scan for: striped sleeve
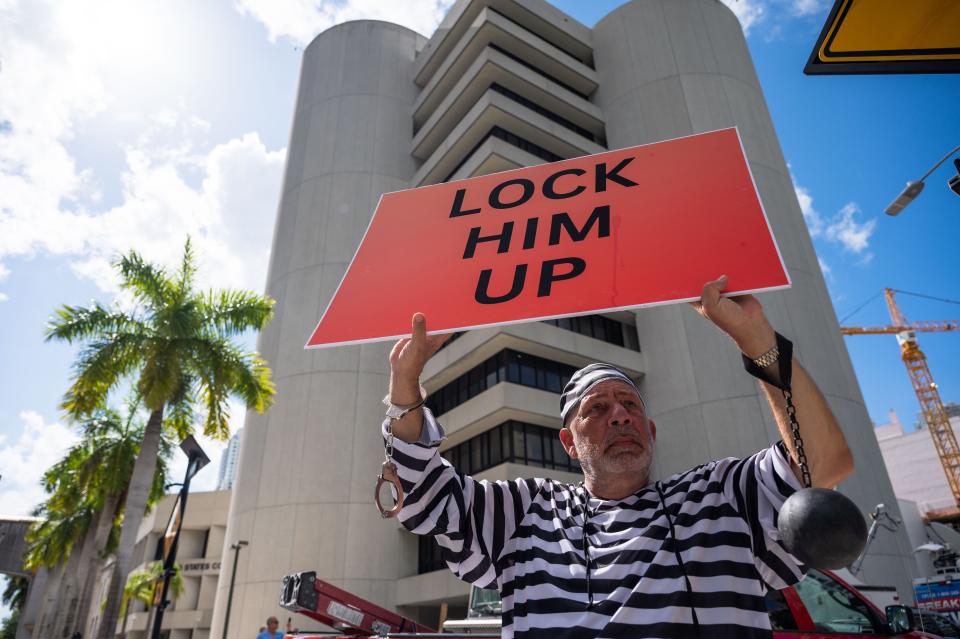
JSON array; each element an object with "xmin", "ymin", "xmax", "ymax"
[
  {"xmin": 720, "ymin": 441, "xmax": 807, "ymax": 589},
  {"xmin": 382, "ymin": 408, "xmax": 541, "ymax": 589}
]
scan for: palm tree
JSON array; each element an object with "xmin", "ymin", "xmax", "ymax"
[
  {"xmin": 1, "ymin": 576, "xmax": 28, "ymax": 639},
  {"xmin": 118, "ymin": 561, "xmax": 184, "ymax": 636},
  {"xmin": 45, "ymin": 238, "xmax": 275, "ymax": 639},
  {"xmin": 24, "ymin": 404, "xmax": 173, "ymax": 638}
]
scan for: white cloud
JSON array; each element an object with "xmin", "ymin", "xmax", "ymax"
[
  {"xmin": 825, "ymin": 202, "xmax": 876, "ymax": 254},
  {"xmin": 0, "ymin": 1, "xmax": 285, "ymax": 296},
  {"xmin": 234, "ymin": 0, "xmax": 455, "ymax": 45},
  {"xmin": 793, "ymin": 177, "xmax": 876, "ymax": 255},
  {"xmin": 794, "ymin": 181, "xmax": 823, "ymax": 236},
  {"xmin": 0, "ymin": 411, "xmax": 79, "ymax": 516},
  {"xmin": 62, "ymin": 116, "xmax": 285, "ymax": 294},
  {"xmin": 790, "ymin": 0, "xmax": 826, "ymax": 16},
  {"xmin": 720, "ymin": 0, "xmax": 766, "ymax": 33},
  {"xmin": 818, "ymin": 256, "xmax": 831, "ymax": 277},
  {"xmin": 1, "ymin": 99, "xmax": 284, "ymax": 294}
]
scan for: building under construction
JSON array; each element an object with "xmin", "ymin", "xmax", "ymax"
[{"xmin": 209, "ymin": 1, "xmax": 919, "ymax": 636}]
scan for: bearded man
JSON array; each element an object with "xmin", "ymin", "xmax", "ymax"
[{"xmin": 380, "ymin": 276, "xmax": 852, "ymax": 639}]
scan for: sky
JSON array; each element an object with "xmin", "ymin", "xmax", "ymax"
[{"xmin": 1, "ymin": 0, "xmax": 959, "ymax": 619}]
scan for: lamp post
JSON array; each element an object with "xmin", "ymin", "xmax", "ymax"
[
  {"xmin": 221, "ymin": 540, "xmax": 249, "ymax": 639},
  {"xmin": 151, "ymin": 435, "xmax": 210, "ymax": 639},
  {"xmin": 885, "ymin": 143, "xmax": 960, "ymax": 215}
]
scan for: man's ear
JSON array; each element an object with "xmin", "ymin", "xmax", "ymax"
[
  {"xmin": 649, "ymin": 418, "xmax": 657, "ymax": 441},
  {"xmin": 559, "ymin": 427, "xmax": 578, "ymax": 459}
]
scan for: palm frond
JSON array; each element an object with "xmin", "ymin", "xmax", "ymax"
[
  {"xmin": 115, "ymin": 250, "xmax": 173, "ymax": 309},
  {"xmin": 201, "ymin": 289, "xmax": 275, "ymax": 336},
  {"xmin": 176, "ymin": 237, "xmax": 198, "ymax": 301},
  {"xmin": 44, "ymin": 302, "xmax": 148, "ymax": 345},
  {"xmin": 164, "ymin": 373, "xmax": 197, "ymax": 440},
  {"xmin": 190, "ymin": 339, "xmax": 275, "ymax": 415},
  {"xmin": 62, "ymin": 333, "xmax": 147, "ymax": 417},
  {"xmin": 137, "ymin": 339, "xmax": 187, "ymax": 411},
  {"xmin": 24, "ymin": 507, "xmax": 94, "ymax": 569}
]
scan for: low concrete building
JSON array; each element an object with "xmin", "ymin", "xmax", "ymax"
[
  {"xmin": 875, "ymin": 409, "xmax": 960, "ymax": 517},
  {"xmin": 86, "ymin": 490, "xmax": 231, "ymax": 639}
]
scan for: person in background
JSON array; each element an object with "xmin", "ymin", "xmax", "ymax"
[{"xmin": 255, "ymin": 616, "xmax": 283, "ymax": 639}]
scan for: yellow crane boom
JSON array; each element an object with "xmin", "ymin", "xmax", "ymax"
[{"xmin": 841, "ymin": 289, "xmax": 960, "ymax": 516}]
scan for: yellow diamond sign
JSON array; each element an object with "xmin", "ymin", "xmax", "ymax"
[{"xmin": 805, "ymin": 0, "xmax": 960, "ymax": 74}]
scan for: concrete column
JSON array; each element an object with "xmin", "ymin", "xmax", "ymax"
[
  {"xmin": 592, "ymin": 0, "xmax": 915, "ymax": 596},
  {"xmin": 210, "ymin": 21, "xmax": 426, "ymax": 638}
]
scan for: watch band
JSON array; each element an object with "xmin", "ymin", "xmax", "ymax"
[
  {"xmin": 751, "ymin": 344, "xmax": 780, "ymax": 369},
  {"xmin": 742, "ymin": 332, "xmax": 793, "ymax": 392}
]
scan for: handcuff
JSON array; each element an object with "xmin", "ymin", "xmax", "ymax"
[{"xmin": 375, "ymin": 392, "xmax": 426, "ymax": 518}]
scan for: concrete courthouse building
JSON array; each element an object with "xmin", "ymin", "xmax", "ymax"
[{"xmin": 211, "ymin": 0, "xmax": 918, "ymax": 635}]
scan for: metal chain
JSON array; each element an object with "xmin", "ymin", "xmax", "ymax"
[
  {"xmin": 783, "ymin": 389, "xmax": 812, "ymax": 488},
  {"xmin": 384, "ymin": 422, "xmax": 395, "ymax": 462}
]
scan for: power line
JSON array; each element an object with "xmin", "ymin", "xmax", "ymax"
[
  {"xmin": 894, "ymin": 290, "xmax": 960, "ymax": 306},
  {"xmin": 839, "ymin": 292, "xmax": 882, "ymax": 325}
]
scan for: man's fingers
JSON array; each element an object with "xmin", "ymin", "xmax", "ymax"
[
  {"xmin": 426, "ymin": 332, "xmax": 453, "ymax": 357},
  {"xmin": 700, "ymin": 274, "xmax": 728, "ymax": 311},
  {"xmin": 390, "ymin": 338, "xmax": 406, "ymax": 360},
  {"xmin": 411, "ymin": 312, "xmax": 427, "ymax": 344}
]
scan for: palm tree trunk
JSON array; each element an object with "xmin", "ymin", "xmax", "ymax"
[
  {"xmin": 75, "ymin": 493, "xmax": 120, "ymax": 638},
  {"xmin": 96, "ymin": 406, "xmax": 164, "ymax": 639}
]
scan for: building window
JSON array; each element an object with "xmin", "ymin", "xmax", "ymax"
[
  {"xmin": 485, "ymin": 11, "xmax": 595, "ymax": 73},
  {"xmin": 443, "ymin": 126, "xmax": 563, "ymax": 182},
  {"xmin": 440, "ymin": 420, "xmax": 581, "ymax": 476},
  {"xmin": 487, "ymin": 43, "xmax": 593, "ymax": 99},
  {"xmin": 425, "ymin": 350, "xmax": 578, "ymax": 416},
  {"xmin": 488, "ymin": 83, "xmax": 605, "ymax": 145},
  {"xmin": 541, "ymin": 315, "xmax": 640, "ymax": 351},
  {"xmin": 438, "ymin": 315, "xmax": 638, "ymax": 355}
]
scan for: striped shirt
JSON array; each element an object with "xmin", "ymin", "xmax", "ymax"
[{"xmin": 385, "ymin": 409, "xmax": 806, "ymax": 639}]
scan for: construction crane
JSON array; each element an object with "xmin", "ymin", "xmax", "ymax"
[{"xmin": 841, "ymin": 288, "xmax": 960, "ymax": 519}]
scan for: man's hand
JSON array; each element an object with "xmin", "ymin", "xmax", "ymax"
[
  {"xmin": 694, "ymin": 276, "xmax": 853, "ymax": 487},
  {"xmin": 387, "ymin": 313, "xmax": 451, "ymax": 442},
  {"xmin": 692, "ymin": 274, "xmax": 776, "ymax": 358}
]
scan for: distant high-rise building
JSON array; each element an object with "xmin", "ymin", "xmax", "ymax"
[
  {"xmin": 211, "ymin": 1, "xmax": 916, "ymax": 636},
  {"xmin": 217, "ymin": 428, "xmax": 243, "ymax": 491}
]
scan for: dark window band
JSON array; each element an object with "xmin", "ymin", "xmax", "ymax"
[{"xmin": 426, "ymin": 349, "xmax": 577, "ymax": 416}]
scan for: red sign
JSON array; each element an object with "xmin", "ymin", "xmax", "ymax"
[{"xmin": 306, "ymin": 128, "xmax": 789, "ymax": 348}]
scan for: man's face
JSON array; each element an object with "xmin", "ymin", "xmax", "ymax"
[
  {"xmin": 267, "ymin": 619, "xmax": 279, "ymax": 633},
  {"xmin": 559, "ymin": 379, "xmax": 656, "ymax": 482}
]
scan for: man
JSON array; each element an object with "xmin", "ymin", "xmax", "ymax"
[
  {"xmin": 382, "ymin": 276, "xmax": 853, "ymax": 638},
  {"xmin": 255, "ymin": 616, "xmax": 283, "ymax": 639}
]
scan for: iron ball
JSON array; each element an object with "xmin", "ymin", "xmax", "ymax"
[{"xmin": 778, "ymin": 487, "xmax": 868, "ymax": 569}]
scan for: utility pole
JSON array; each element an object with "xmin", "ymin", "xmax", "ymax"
[
  {"xmin": 222, "ymin": 540, "xmax": 248, "ymax": 639},
  {"xmin": 151, "ymin": 436, "xmax": 209, "ymax": 639}
]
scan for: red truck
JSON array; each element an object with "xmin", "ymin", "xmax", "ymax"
[{"xmin": 279, "ymin": 568, "xmax": 940, "ymax": 638}]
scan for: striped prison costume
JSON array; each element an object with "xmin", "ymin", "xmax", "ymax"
[{"xmin": 384, "ymin": 408, "xmax": 806, "ymax": 639}]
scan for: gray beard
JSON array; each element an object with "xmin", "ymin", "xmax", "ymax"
[{"xmin": 577, "ymin": 435, "xmax": 654, "ymax": 484}]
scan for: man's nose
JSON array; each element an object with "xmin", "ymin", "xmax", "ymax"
[{"xmin": 609, "ymin": 402, "xmax": 632, "ymax": 425}]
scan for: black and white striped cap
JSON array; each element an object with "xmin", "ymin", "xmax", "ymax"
[{"xmin": 560, "ymin": 363, "xmax": 642, "ymax": 425}]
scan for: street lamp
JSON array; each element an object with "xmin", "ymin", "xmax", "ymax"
[
  {"xmin": 222, "ymin": 540, "xmax": 249, "ymax": 639},
  {"xmin": 885, "ymin": 143, "xmax": 960, "ymax": 215},
  {"xmin": 151, "ymin": 435, "xmax": 210, "ymax": 639}
]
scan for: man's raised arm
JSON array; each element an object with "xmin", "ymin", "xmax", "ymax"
[
  {"xmin": 386, "ymin": 313, "xmax": 451, "ymax": 443},
  {"xmin": 695, "ymin": 275, "xmax": 854, "ymax": 489}
]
